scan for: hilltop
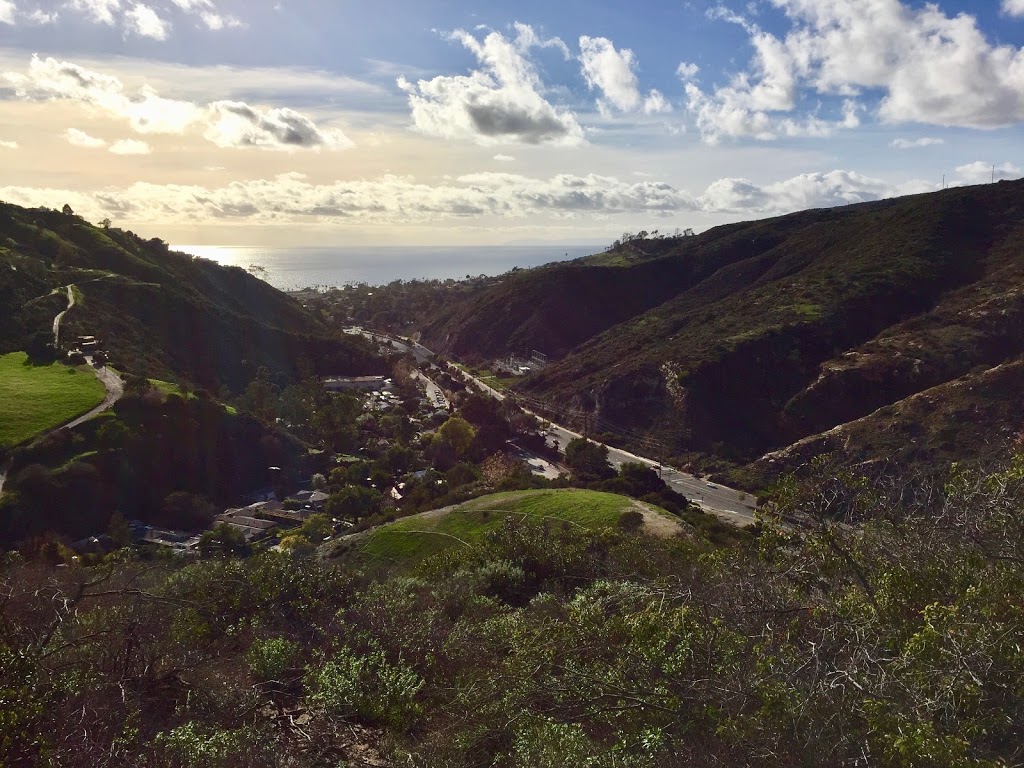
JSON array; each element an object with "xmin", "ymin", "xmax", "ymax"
[
  {"xmin": 0, "ymin": 201, "xmax": 382, "ymax": 391},
  {"xmin": 418, "ymin": 181, "xmax": 1024, "ymax": 483}
]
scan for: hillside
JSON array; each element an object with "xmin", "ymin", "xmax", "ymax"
[
  {"xmin": 420, "ymin": 180, "xmax": 1024, "ymax": 481},
  {"xmin": 0, "ymin": 202, "xmax": 383, "ymax": 391},
  {"xmin": 335, "ymin": 488, "xmax": 683, "ymax": 565}
]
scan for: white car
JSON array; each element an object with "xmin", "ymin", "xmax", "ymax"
[{"xmin": 706, "ymin": 482, "xmax": 718, "ymax": 489}]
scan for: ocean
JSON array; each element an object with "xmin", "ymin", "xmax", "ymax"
[{"xmin": 171, "ymin": 244, "xmax": 603, "ymax": 291}]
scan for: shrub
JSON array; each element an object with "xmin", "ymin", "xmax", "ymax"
[
  {"xmin": 617, "ymin": 509, "xmax": 645, "ymax": 533},
  {"xmin": 305, "ymin": 644, "xmax": 424, "ymax": 728},
  {"xmin": 246, "ymin": 637, "xmax": 300, "ymax": 683}
]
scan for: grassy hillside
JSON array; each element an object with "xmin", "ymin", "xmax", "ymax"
[
  {"xmin": 345, "ymin": 488, "xmax": 678, "ymax": 564},
  {"xmin": 0, "ymin": 202, "xmax": 383, "ymax": 391},
  {"xmin": 0, "ymin": 352, "xmax": 106, "ymax": 447},
  {"xmin": 420, "ymin": 180, "xmax": 1024, "ymax": 479}
]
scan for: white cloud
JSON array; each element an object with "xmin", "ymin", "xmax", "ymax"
[
  {"xmin": 204, "ymin": 101, "xmax": 353, "ymax": 150},
  {"xmin": 677, "ymin": 62, "xmax": 700, "ymax": 81},
  {"xmin": 200, "ymin": 11, "xmax": 242, "ymax": 30},
  {"xmin": 397, "ymin": 24, "xmax": 584, "ymax": 146},
  {"xmin": 693, "ymin": 0, "xmax": 1024, "ymax": 142},
  {"xmin": 65, "ymin": 127, "xmax": 108, "ymax": 148},
  {"xmin": 0, "ymin": 0, "xmax": 15, "ymax": 24},
  {"xmin": 4, "ymin": 55, "xmax": 354, "ymax": 151},
  {"xmin": 954, "ymin": 161, "xmax": 1022, "ymax": 184},
  {"xmin": 109, "ymin": 138, "xmax": 151, "ymax": 154},
  {"xmin": 578, "ymin": 35, "xmax": 671, "ymax": 115},
  {"xmin": 66, "ymin": 0, "xmax": 120, "ymax": 24},
  {"xmin": 698, "ymin": 170, "xmax": 931, "ymax": 214},
  {"xmin": 890, "ymin": 137, "xmax": 944, "ymax": 149},
  {"xmin": 27, "ymin": 8, "xmax": 58, "ymax": 23},
  {"xmin": 124, "ymin": 3, "xmax": 169, "ymax": 40},
  {"xmin": 1003, "ymin": 0, "xmax": 1024, "ymax": 18},
  {"xmin": 0, "ymin": 168, "xmax": 939, "ymax": 227},
  {"xmin": 493, "ymin": 154, "xmax": 515, "ymax": 161},
  {"xmin": 0, "ymin": 139, "xmax": 17, "ymax": 149}
]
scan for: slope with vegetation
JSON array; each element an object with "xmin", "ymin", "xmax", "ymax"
[
  {"xmin": 3, "ymin": 454, "xmax": 1024, "ymax": 766},
  {"xmin": 418, "ymin": 181, "xmax": 1024, "ymax": 482},
  {"xmin": 0, "ymin": 201, "xmax": 383, "ymax": 391},
  {"xmin": 342, "ymin": 488, "xmax": 681, "ymax": 565}
]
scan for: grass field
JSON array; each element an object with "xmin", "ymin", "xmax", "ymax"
[
  {"xmin": 352, "ymin": 488, "xmax": 670, "ymax": 564},
  {"xmin": 0, "ymin": 352, "xmax": 106, "ymax": 448}
]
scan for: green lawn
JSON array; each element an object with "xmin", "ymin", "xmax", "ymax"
[
  {"xmin": 355, "ymin": 488, "xmax": 665, "ymax": 564},
  {"xmin": 0, "ymin": 352, "xmax": 106, "ymax": 448}
]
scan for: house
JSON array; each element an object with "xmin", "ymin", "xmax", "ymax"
[{"xmin": 323, "ymin": 376, "xmax": 387, "ymax": 392}]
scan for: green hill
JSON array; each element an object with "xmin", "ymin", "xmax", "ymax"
[
  {"xmin": 419, "ymin": 180, "xmax": 1024, "ymax": 481},
  {"xmin": 340, "ymin": 488, "xmax": 682, "ymax": 565},
  {"xmin": 0, "ymin": 202, "xmax": 383, "ymax": 391}
]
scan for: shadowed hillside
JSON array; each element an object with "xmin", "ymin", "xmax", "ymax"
[
  {"xmin": 421, "ymin": 180, "xmax": 1024, "ymax": 480},
  {"xmin": 0, "ymin": 202, "xmax": 383, "ymax": 390}
]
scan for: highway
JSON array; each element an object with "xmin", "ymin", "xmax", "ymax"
[{"xmin": 345, "ymin": 327, "xmax": 757, "ymax": 524}]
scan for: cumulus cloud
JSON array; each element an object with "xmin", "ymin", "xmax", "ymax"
[
  {"xmin": 68, "ymin": 0, "xmax": 121, "ymax": 24},
  {"xmin": 109, "ymin": 138, "xmax": 151, "ymax": 154},
  {"xmin": 204, "ymin": 101, "xmax": 353, "ymax": 149},
  {"xmin": 4, "ymin": 55, "xmax": 353, "ymax": 151},
  {"xmin": 1003, "ymin": 0, "xmax": 1024, "ymax": 18},
  {"xmin": 698, "ymin": 170, "xmax": 931, "ymax": 214},
  {"xmin": 124, "ymin": 3, "xmax": 169, "ymax": 39},
  {"xmin": 890, "ymin": 137, "xmax": 944, "ymax": 149},
  {"xmin": 692, "ymin": 0, "xmax": 1024, "ymax": 142},
  {"xmin": 0, "ymin": 168, "xmax": 941, "ymax": 228},
  {"xmin": 0, "ymin": 0, "xmax": 15, "ymax": 24},
  {"xmin": 954, "ymin": 161, "xmax": 1023, "ymax": 185},
  {"xmin": 578, "ymin": 36, "xmax": 671, "ymax": 115},
  {"xmin": 65, "ymin": 127, "xmax": 108, "ymax": 148},
  {"xmin": 64, "ymin": 0, "xmax": 241, "ymax": 35},
  {"xmin": 398, "ymin": 23, "xmax": 583, "ymax": 146},
  {"xmin": 0, "ymin": 139, "xmax": 17, "ymax": 149}
]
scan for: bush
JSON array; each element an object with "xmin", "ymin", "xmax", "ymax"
[
  {"xmin": 246, "ymin": 636, "xmax": 300, "ymax": 683},
  {"xmin": 305, "ymin": 644, "xmax": 424, "ymax": 728},
  {"xmin": 617, "ymin": 509, "xmax": 645, "ymax": 533}
]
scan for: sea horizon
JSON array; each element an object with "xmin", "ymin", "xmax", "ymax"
[{"xmin": 172, "ymin": 244, "xmax": 604, "ymax": 291}]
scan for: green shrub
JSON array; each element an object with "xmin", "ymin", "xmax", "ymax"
[
  {"xmin": 305, "ymin": 644, "xmax": 424, "ymax": 727},
  {"xmin": 246, "ymin": 636, "xmax": 300, "ymax": 683}
]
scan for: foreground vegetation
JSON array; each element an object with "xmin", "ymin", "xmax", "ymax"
[
  {"xmin": 3, "ymin": 454, "xmax": 1024, "ymax": 766},
  {"xmin": 0, "ymin": 352, "xmax": 105, "ymax": 448}
]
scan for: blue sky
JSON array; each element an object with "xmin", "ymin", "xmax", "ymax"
[{"xmin": 0, "ymin": 0, "xmax": 1022, "ymax": 246}]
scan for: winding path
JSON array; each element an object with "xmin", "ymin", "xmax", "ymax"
[
  {"xmin": 52, "ymin": 285, "xmax": 74, "ymax": 346},
  {"xmin": 0, "ymin": 286, "xmax": 125, "ymax": 500}
]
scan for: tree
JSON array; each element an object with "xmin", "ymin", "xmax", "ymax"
[
  {"xmin": 564, "ymin": 438, "xmax": 614, "ymax": 481},
  {"xmin": 99, "ymin": 218, "xmax": 111, "ymax": 229},
  {"xmin": 437, "ymin": 416, "xmax": 476, "ymax": 459},
  {"xmin": 61, "ymin": 203, "xmax": 74, "ymax": 216},
  {"xmin": 325, "ymin": 485, "xmax": 382, "ymax": 519}
]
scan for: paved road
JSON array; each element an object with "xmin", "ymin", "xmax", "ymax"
[
  {"xmin": 412, "ymin": 369, "xmax": 448, "ymax": 409},
  {"xmin": 62, "ymin": 357, "xmax": 124, "ymax": 431},
  {"xmin": 52, "ymin": 285, "xmax": 74, "ymax": 346},
  {"xmin": 347, "ymin": 328, "xmax": 757, "ymax": 524}
]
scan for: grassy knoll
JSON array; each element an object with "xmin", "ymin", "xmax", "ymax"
[
  {"xmin": 0, "ymin": 352, "xmax": 106, "ymax": 447},
  {"xmin": 352, "ymin": 488, "xmax": 671, "ymax": 564}
]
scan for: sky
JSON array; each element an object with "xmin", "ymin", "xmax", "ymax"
[{"xmin": 0, "ymin": 0, "xmax": 1023, "ymax": 246}]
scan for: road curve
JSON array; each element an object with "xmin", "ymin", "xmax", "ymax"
[
  {"xmin": 347, "ymin": 328, "xmax": 757, "ymax": 524},
  {"xmin": 63, "ymin": 358, "xmax": 124, "ymax": 432}
]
